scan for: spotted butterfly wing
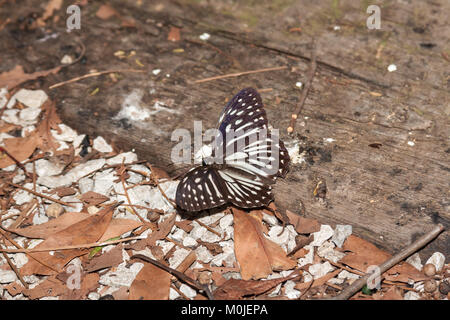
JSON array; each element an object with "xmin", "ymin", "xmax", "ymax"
[{"xmin": 176, "ymin": 88, "xmax": 289, "ymax": 212}]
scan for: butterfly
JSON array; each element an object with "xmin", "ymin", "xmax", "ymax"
[{"xmin": 175, "ymin": 88, "xmax": 290, "ymax": 212}]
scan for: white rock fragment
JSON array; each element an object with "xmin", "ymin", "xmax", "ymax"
[
  {"xmin": 262, "ymin": 212, "xmax": 278, "ymax": 226},
  {"xmin": 32, "ymin": 211, "xmax": 49, "ymax": 225},
  {"xmin": 284, "ymin": 280, "xmax": 301, "ymax": 299},
  {"xmin": 37, "ymin": 175, "xmax": 72, "ymax": 188},
  {"xmin": 311, "ymin": 225, "xmax": 334, "ymax": 247},
  {"xmin": 297, "ymin": 245, "xmax": 314, "ymax": 267},
  {"xmin": 8, "ymin": 89, "xmax": 48, "ymax": 109},
  {"xmin": 407, "ymin": 141, "xmax": 415, "ymax": 146},
  {"xmin": 2, "ymin": 109, "xmax": 20, "ymax": 124},
  {"xmin": 295, "ymin": 81, "xmax": 303, "ymax": 88},
  {"xmin": 309, "ymin": 261, "xmax": 334, "ymax": 279},
  {"xmin": 88, "ymin": 292, "xmax": 100, "ymax": 300},
  {"xmin": 406, "ymin": 253, "xmax": 423, "ymax": 271},
  {"xmin": 287, "ymin": 141, "xmax": 306, "ymax": 165},
  {"xmin": 10, "ymin": 253, "xmax": 28, "ymax": 269},
  {"xmin": 143, "ymin": 181, "xmax": 178, "ymax": 212},
  {"xmin": 19, "ymin": 107, "xmax": 41, "ymax": 122},
  {"xmin": 183, "ymin": 236, "xmax": 197, "ymax": 247},
  {"xmin": 331, "ymin": 225, "xmax": 352, "ymax": 248},
  {"xmin": 152, "ymin": 69, "xmax": 161, "ymax": 75},
  {"xmin": 267, "ymin": 225, "xmax": 290, "ymax": 249},
  {"xmin": 73, "ymin": 134, "xmax": 86, "ymax": 149},
  {"xmin": 93, "ymin": 136, "xmax": 113, "ymax": 153},
  {"xmin": 61, "ymin": 55, "xmax": 73, "ymax": 64},
  {"xmin": 179, "ymin": 284, "xmax": 197, "ymax": 299},
  {"xmin": 387, "ymin": 64, "xmax": 397, "ymax": 72},
  {"xmin": 168, "ymin": 248, "xmax": 190, "ymax": 269},
  {"xmin": 0, "ymin": 269, "xmax": 17, "ymax": 283},
  {"xmin": 93, "ymin": 169, "xmax": 116, "ymax": 194},
  {"xmin": 169, "ymin": 287, "xmax": 180, "ymax": 300},
  {"xmin": 51, "ymin": 124, "xmax": 78, "ymax": 142},
  {"xmin": 170, "ymin": 228, "xmax": 187, "ymax": 242},
  {"xmin": 66, "ymin": 158, "xmax": 106, "ymax": 182},
  {"xmin": 199, "ymin": 33, "xmax": 210, "ymax": 41},
  {"xmin": 99, "ymin": 262, "xmax": 144, "ymax": 287},
  {"xmin": 219, "ymin": 214, "xmax": 233, "ymax": 230},
  {"xmin": 28, "ymin": 159, "xmax": 64, "ymax": 177},
  {"xmin": 13, "ymin": 188, "xmax": 33, "ymax": 205},
  {"xmin": 404, "ymin": 291, "xmax": 420, "ymax": 300},
  {"xmin": 211, "ymin": 241, "xmax": 235, "ymax": 267},
  {"xmin": 195, "ymin": 245, "xmax": 214, "ymax": 264},
  {"xmin": 317, "ymin": 240, "xmax": 345, "ymax": 263},
  {"xmin": 425, "ymin": 252, "xmax": 445, "ymax": 272},
  {"xmin": 78, "ymin": 177, "xmax": 94, "ymax": 194},
  {"xmin": 106, "ymin": 152, "xmax": 138, "ymax": 165},
  {"xmin": 333, "ymin": 25, "xmax": 341, "ymax": 31},
  {"xmin": 0, "ymin": 88, "xmax": 8, "ymax": 109},
  {"xmin": 337, "ymin": 270, "xmax": 360, "ymax": 284}
]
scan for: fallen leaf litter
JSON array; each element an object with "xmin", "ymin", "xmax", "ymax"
[{"xmin": 0, "ymin": 88, "xmax": 447, "ymax": 300}]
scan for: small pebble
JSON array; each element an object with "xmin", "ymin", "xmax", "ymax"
[
  {"xmin": 387, "ymin": 64, "xmax": 397, "ymax": 72},
  {"xmin": 424, "ymin": 279, "xmax": 437, "ymax": 293},
  {"xmin": 423, "ymin": 263, "xmax": 436, "ymax": 277},
  {"xmin": 46, "ymin": 203, "xmax": 64, "ymax": 218}
]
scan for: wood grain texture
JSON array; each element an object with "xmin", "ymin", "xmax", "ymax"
[{"xmin": 1, "ymin": 0, "xmax": 447, "ymax": 258}]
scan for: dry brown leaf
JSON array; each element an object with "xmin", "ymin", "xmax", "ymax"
[
  {"xmin": 129, "ymin": 262, "xmax": 171, "ymax": 300},
  {"xmin": 0, "ymin": 123, "xmax": 20, "ymax": 133},
  {"xmin": 295, "ymin": 269, "xmax": 341, "ymax": 290},
  {"xmin": 96, "ymin": 4, "xmax": 118, "ymax": 20},
  {"xmin": 11, "ymin": 212, "xmax": 90, "ymax": 239},
  {"xmin": 35, "ymin": 99, "xmax": 62, "ymax": 153},
  {"xmin": 214, "ymin": 272, "xmax": 299, "ymax": 300},
  {"xmin": 340, "ymin": 235, "xmax": 426, "ymax": 283},
  {"xmin": 84, "ymin": 243, "xmax": 124, "ymax": 272},
  {"xmin": 79, "ymin": 191, "xmax": 110, "ymax": 206},
  {"xmin": 4, "ymin": 281, "xmax": 25, "ymax": 296},
  {"xmin": 168, "ymin": 26, "xmax": 181, "ymax": 41},
  {"xmin": 175, "ymin": 220, "xmax": 193, "ymax": 233},
  {"xmin": 378, "ymin": 286, "xmax": 404, "ymax": 300},
  {"xmin": 233, "ymin": 209, "xmax": 296, "ymax": 280},
  {"xmin": 286, "ymin": 210, "xmax": 320, "ymax": 234},
  {"xmin": 0, "ymin": 65, "xmax": 61, "ymax": 90},
  {"xmin": 22, "ymin": 276, "xmax": 67, "ymax": 299},
  {"xmin": 131, "ymin": 213, "xmax": 176, "ymax": 250},
  {"xmin": 98, "ymin": 218, "xmax": 142, "ymax": 242},
  {"xmin": 21, "ymin": 204, "xmax": 116, "ymax": 275},
  {"xmin": 0, "ymin": 133, "xmax": 41, "ymax": 169}
]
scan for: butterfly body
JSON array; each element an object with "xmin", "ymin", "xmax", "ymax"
[{"xmin": 176, "ymin": 88, "xmax": 290, "ymax": 212}]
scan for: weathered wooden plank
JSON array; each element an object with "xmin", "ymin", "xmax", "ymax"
[{"xmin": 1, "ymin": 0, "xmax": 447, "ymax": 258}]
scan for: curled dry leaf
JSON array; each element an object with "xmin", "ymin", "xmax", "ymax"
[
  {"xmin": 341, "ymin": 235, "xmax": 426, "ymax": 283},
  {"xmin": 233, "ymin": 209, "xmax": 296, "ymax": 280},
  {"xmin": 21, "ymin": 203, "xmax": 117, "ymax": 275},
  {"xmin": 214, "ymin": 271, "xmax": 300, "ymax": 300},
  {"xmin": 285, "ymin": 210, "xmax": 320, "ymax": 234}
]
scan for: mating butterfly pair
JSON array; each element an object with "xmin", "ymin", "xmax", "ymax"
[{"xmin": 175, "ymin": 88, "xmax": 290, "ymax": 212}]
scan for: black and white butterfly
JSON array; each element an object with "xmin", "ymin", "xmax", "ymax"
[{"xmin": 175, "ymin": 88, "xmax": 290, "ymax": 212}]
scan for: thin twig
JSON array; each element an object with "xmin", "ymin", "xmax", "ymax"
[
  {"xmin": 7, "ymin": 182, "xmax": 75, "ymax": 208},
  {"xmin": 194, "ymin": 66, "xmax": 287, "ymax": 84},
  {"xmin": 49, "ymin": 69, "xmax": 145, "ymax": 89},
  {"xmin": 0, "ymin": 235, "xmax": 144, "ymax": 253},
  {"xmin": 0, "ymin": 146, "xmax": 33, "ymax": 179},
  {"xmin": 287, "ymin": 39, "xmax": 317, "ymax": 133},
  {"xmin": 330, "ymin": 224, "xmax": 445, "ymax": 300},
  {"xmin": 195, "ymin": 219, "xmax": 222, "ymax": 238},
  {"xmin": 131, "ymin": 254, "xmax": 214, "ymax": 300}
]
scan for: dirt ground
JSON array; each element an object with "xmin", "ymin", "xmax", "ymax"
[{"xmin": 0, "ymin": 0, "xmax": 448, "ymax": 260}]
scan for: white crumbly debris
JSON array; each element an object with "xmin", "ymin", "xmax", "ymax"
[
  {"xmin": 32, "ymin": 211, "xmax": 49, "ymax": 225},
  {"xmin": 404, "ymin": 291, "xmax": 420, "ymax": 300},
  {"xmin": 168, "ymin": 248, "xmax": 190, "ymax": 269},
  {"xmin": 297, "ymin": 244, "xmax": 314, "ymax": 267},
  {"xmin": 425, "ymin": 252, "xmax": 445, "ymax": 272},
  {"xmin": 284, "ymin": 280, "xmax": 301, "ymax": 299},
  {"xmin": 337, "ymin": 270, "xmax": 360, "ymax": 284},
  {"xmin": 66, "ymin": 159, "xmax": 106, "ymax": 181},
  {"xmin": 262, "ymin": 212, "xmax": 278, "ymax": 226},
  {"xmin": 407, "ymin": 141, "xmax": 415, "ymax": 146},
  {"xmin": 8, "ymin": 89, "xmax": 48, "ymax": 109},
  {"xmin": 331, "ymin": 225, "xmax": 352, "ymax": 247},
  {"xmin": 317, "ymin": 240, "xmax": 345, "ymax": 263},
  {"xmin": 19, "ymin": 107, "xmax": 42, "ymax": 123},
  {"xmin": 152, "ymin": 69, "xmax": 161, "ymax": 75},
  {"xmin": 211, "ymin": 240, "xmax": 235, "ymax": 267},
  {"xmin": 51, "ymin": 124, "xmax": 78, "ymax": 142},
  {"xmin": 190, "ymin": 224, "xmax": 207, "ymax": 240},
  {"xmin": 27, "ymin": 159, "xmax": 64, "ymax": 177},
  {"xmin": 0, "ymin": 269, "xmax": 17, "ymax": 284},
  {"xmin": 219, "ymin": 214, "xmax": 234, "ymax": 229},
  {"xmin": 169, "ymin": 287, "xmax": 180, "ymax": 300},
  {"xmin": 61, "ymin": 55, "xmax": 73, "ymax": 64},
  {"xmin": 88, "ymin": 292, "xmax": 100, "ymax": 300},
  {"xmin": 308, "ymin": 261, "xmax": 334, "ymax": 279},
  {"xmin": 78, "ymin": 177, "xmax": 94, "ymax": 194},
  {"xmin": 286, "ymin": 141, "xmax": 306, "ymax": 165},
  {"xmin": 195, "ymin": 245, "xmax": 214, "ymax": 264},
  {"xmin": 170, "ymin": 228, "xmax": 187, "ymax": 242},
  {"xmin": 182, "ymin": 236, "xmax": 198, "ymax": 248},
  {"xmin": 37, "ymin": 175, "xmax": 73, "ymax": 188},
  {"xmin": 310, "ymin": 225, "xmax": 334, "ymax": 247},
  {"xmin": 13, "ymin": 188, "xmax": 34, "ymax": 205},
  {"xmin": 99, "ymin": 262, "xmax": 144, "ymax": 287},
  {"xmin": 179, "ymin": 284, "xmax": 197, "ymax": 299},
  {"xmin": 106, "ymin": 152, "xmax": 138, "ymax": 165},
  {"xmin": 387, "ymin": 64, "xmax": 397, "ymax": 72},
  {"xmin": 406, "ymin": 253, "xmax": 423, "ymax": 271},
  {"xmin": 93, "ymin": 169, "xmax": 116, "ymax": 194},
  {"xmin": 0, "ymin": 88, "xmax": 8, "ymax": 108},
  {"xmin": 199, "ymin": 33, "xmax": 210, "ymax": 41},
  {"xmin": 93, "ymin": 136, "xmax": 113, "ymax": 153},
  {"xmin": 198, "ymin": 212, "xmax": 225, "ymax": 225}
]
